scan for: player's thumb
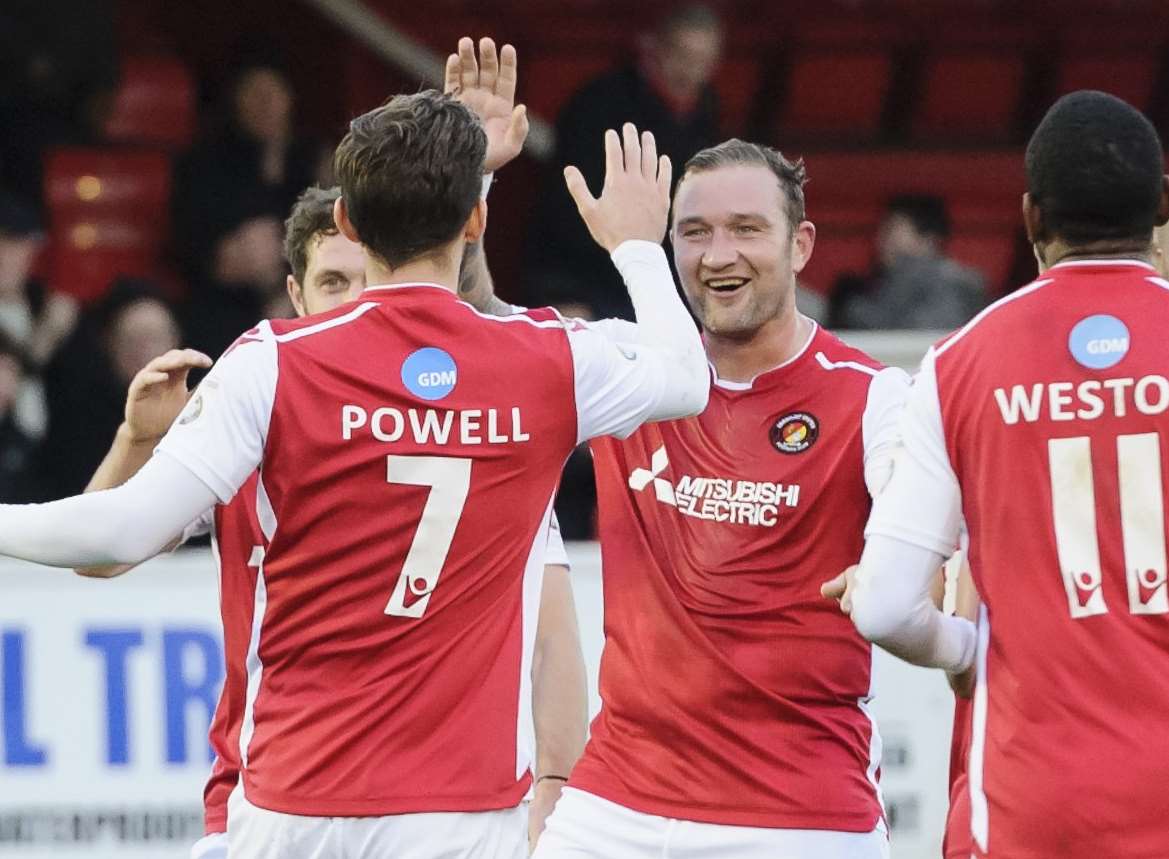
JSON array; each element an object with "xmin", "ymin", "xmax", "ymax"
[
  {"xmin": 563, "ymin": 166, "xmax": 596, "ymax": 214},
  {"xmin": 820, "ymin": 573, "xmax": 847, "ymax": 600},
  {"xmin": 506, "ymin": 104, "xmax": 529, "ymax": 150}
]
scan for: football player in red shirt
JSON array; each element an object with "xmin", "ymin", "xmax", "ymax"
[
  {"xmin": 849, "ymin": 90, "xmax": 1169, "ymax": 858},
  {"xmin": 0, "ymin": 60, "xmax": 708, "ymax": 859},
  {"xmin": 528, "ymin": 138, "xmax": 908, "ymax": 857}
]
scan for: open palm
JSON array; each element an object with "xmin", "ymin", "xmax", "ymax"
[{"xmin": 445, "ymin": 37, "xmax": 529, "ymax": 172}]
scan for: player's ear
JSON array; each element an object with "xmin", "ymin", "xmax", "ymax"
[
  {"xmin": 287, "ymin": 274, "xmax": 307, "ymax": 317},
  {"xmin": 1155, "ymin": 175, "xmax": 1169, "ymax": 227},
  {"xmin": 790, "ymin": 220, "xmax": 816, "ymax": 275},
  {"xmin": 334, "ymin": 197, "xmax": 360, "ymax": 243},
  {"xmin": 1022, "ymin": 192, "xmax": 1045, "ymax": 245},
  {"xmin": 463, "ymin": 199, "xmax": 487, "ymax": 244}
]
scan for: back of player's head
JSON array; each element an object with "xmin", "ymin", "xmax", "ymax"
[
  {"xmin": 333, "ymin": 91, "xmax": 486, "ymax": 267},
  {"xmin": 680, "ymin": 139, "xmax": 807, "ymax": 232},
  {"xmin": 284, "ymin": 185, "xmax": 341, "ymax": 285},
  {"xmin": 885, "ymin": 194, "xmax": 950, "ymax": 241},
  {"xmin": 1025, "ymin": 90, "xmax": 1165, "ymax": 245}
]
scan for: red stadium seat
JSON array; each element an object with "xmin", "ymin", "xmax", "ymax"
[
  {"xmin": 714, "ymin": 57, "xmax": 762, "ymax": 137},
  {"xmin": 912, "ymin": 51, "xmax": 1027, "ymax": 142},
  {"xmin": 104, "ymin": 55, "xmax": 196, "ymax": 149},
  {"xmin": 43, "ymin": 148, "xmax": 172, "ymax": 303},
  {"xmin": 780, "ymin": 49, "xmax": 893, "ymax": 138}
]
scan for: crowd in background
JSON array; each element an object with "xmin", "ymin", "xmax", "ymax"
[{"xmin": 0, "ymin": 2, "xmax": 996, "ymax": 535}]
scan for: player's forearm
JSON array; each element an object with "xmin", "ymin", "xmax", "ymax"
[
  {"xmin": 0, "ymin": 454, "xmax": 218, "ymax": 567},
  {"xmin": 611, "ymin": 241, "xmax": 709, "ymax": 418},
  {"xmin": 850, "ymin": 535, "xmax": 977, "ymax": 673},
  {"xmin": 533, "ymin": 566, "xmax": 588, "ymax": 780},
  {"xmin": 85, "ymin": 423, "xmax": 157, "ymax": 493}
]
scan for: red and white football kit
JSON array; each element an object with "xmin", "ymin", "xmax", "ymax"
[
  {"xmin": 190, "ymin": 478, "xmax": 572, "ymax": 859},
  {"xmin": 536, "ymin": 322, "xmax": 908, "ymax": 858},
  {"xmin": 140, "ymin": 241, "xmax": 707, "ymax": 856},
  {"xmin": 864, "ymin": 259, "xmax": 1169, "ymax": 858}
]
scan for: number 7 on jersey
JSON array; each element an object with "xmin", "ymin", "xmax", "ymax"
[{"xmin": 384, "ymin": 455, "xmax": 472, "ymax": 619}]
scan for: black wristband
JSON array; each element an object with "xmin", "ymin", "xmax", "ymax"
[{"xmin": 537, "ymin": 774, "xmax": 568, "ymax": 784}]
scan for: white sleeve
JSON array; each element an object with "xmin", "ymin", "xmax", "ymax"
[
  {"xmin": 0, "ymin": 454, "xmax": 221, "ymax": 567},
  {"xmin": 583, "ymin": 316, "xmax": 642, "ymax": 344},
  {"xmin": 176, "ymin": 506, "xmax": 216, "ymax": 546},
  {"xmin": 861, "ymin": 366, "xmax": 911, "ymax": 498},
  {"xmin": 850, "ymin": 534, "xmax": 977, "ymax": 673},
  {"xmin": 190, "ymin": 832, "xmax": 228, "ymax": 859},
  {"xmin": 864, "ymin": 347, "xmax": 963, "ymax": 555},
  {"xmin": 569, "ymin": 241, "xmax": 709, "ymax": 442},
  {"xmin": 155, "ymin": 324, "xmax": 277, "ymax": 504},
  {"xmin": 544, "ymin": 513, "xmax": 570, "ymax": 569}
]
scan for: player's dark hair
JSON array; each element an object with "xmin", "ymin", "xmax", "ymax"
[
  {"xmin": 680, "ymin": 139, "xmax": 807, "ymax": 232},
  {"xmin": 1025, "ymin": 90, "xmax": 1164, "ymax": 245},
  {"xmin": 284, "ymin": 185, "xmax": 341, "ymax": 285},
  {"xmin": 333, "ymin": 91, "xmax": 486, "ymax": 268},
  {"xmin": 886, "ymin": 194, "xmax": 951, "ymax": 241}
]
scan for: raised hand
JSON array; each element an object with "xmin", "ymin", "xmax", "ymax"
[
  {"xmin": 564, "ymin": 123, "xmax": 672, "ymax": 253},
  {"xmin": 445, "ymin": 36, "xmax": 529, "ymax": 172},
  {"xmin": 124, "ymin": 349, "xmax": 213, "ymax": 443}
]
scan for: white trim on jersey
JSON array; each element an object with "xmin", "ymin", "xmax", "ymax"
[
  {"xmin": 969, "ymin": 603, "xmax": 991, "ymax": 853},
  {"xmin": 274, "ymin": 302, "xmax": 380, "ymax": 342},
  {"xmin": 464, "ymin": 306, "xmax": 567, "ymax": 329},
  {"xmin": 857, "ymin": 652, "xmax": 886, "ymax": 820},
  {"xmin": 362, "ymin": 282, "xmax": 448, "ymax": 294},
  {"xmin": 1147, "ymin": 275, "xmax": 1169, "ymax": 291},
  {"xmin": 1048, "ymin": 258, "xmax": 1156, "ymax": 271},
  {"xmin": 814, "ymin": 351, "xmax": 879, "ymax": 377},
  {"xmin": 935, "ymin": 279, "xmax": 1054, "ymax": 358},
  {"xmin": 710, "ymin": 318, "xmax": 819, "ymax": 390},
  {"xmin": 239, "ymin": 477, "xmax": 274, "ymax": 769}
]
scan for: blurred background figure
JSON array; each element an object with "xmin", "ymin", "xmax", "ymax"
[
  {"xmin": 0, "ymin": 330, "xmax": 41, "ymax": 503},
  {"xmin": 0, "ymin": 0, "xmax": 118, "ymax": 211},
  {"xmin": 526, "ymin": 3, "xmax": 723, "ymax": 320},
  {"xmin": 830, "ymin": 194, "xmax": 987, "ymax": 330},
  {"xmin": 39, "ymin": 279, "xmax": 180, "ymax": 498},
  {"xmin": 172, "ymin": 56, "xmax": 325, "ymax": 358},
  {"xmin": 0, "ymin": 192, "xmax": 80, "ymax": 446}
]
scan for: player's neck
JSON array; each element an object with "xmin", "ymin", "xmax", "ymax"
[
  {"xmin": 705, "ymin": 308, "xmax": 813, "ymax": 384},
  {"xmin": 1041, "ymin": 239, "xmax": 1154, "ymax": 270},
  {"xmin": 362, "ymin": 251, "xmax": 460, "ymax": 293}
]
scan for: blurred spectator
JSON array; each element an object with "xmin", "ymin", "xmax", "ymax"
[
  {"xmin": 0, "ymin": 193, "xmax": 79, "ymax": 439},
  {"xmin": 173, "ymin": 59, "xmax": 324, "ymax": 358},
  {"xmin": 0, "ymin": 0, "xmax": 118, "ymax": 210},
  {"xmin": 39, "ymin": 280, "xmax": 180, "ymax": 499},
  {"xmin": 526, "ymin": 3, "xmax": 722, "ymax": 320},
  {"xmin": 0, "ymin": 330, "xmax": 41, "ymax": 503},
  {"xmin": 829, "ymin": 195, "xmax": 987, "ymax": 330}
]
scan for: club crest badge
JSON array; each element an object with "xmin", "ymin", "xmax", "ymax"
[{"xmin": 770, "ymin": 412, "xmax": 818, "ymax": 454}]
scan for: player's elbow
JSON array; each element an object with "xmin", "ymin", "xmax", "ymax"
[
  {"xmin": 73, "ymin": 564, "xmax": 128, "ymax": 579},
  {"xmin": 849, "ymin": 589, "xmax": 906, "ymax": 645}
]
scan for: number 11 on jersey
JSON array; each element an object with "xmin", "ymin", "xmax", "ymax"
[
  {"xmin": 1048, "ymin": 433, "xmax": 1168, "ymax": 618},
  {"xmin": 384, "ymin": 455, "xmax": 472, "ymax": 619}
]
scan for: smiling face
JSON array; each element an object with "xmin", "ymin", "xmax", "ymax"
[{"xmin": 671, "ymin": 163, "xmax": 814, "ymax": 339}]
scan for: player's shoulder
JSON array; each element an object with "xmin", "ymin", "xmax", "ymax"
[
  {"xmin": 808, "ymin": 325, "xmax": 886, "ymax": 377},
  {"xmin": 934, "ymin": 274, "xmax": 1058, "ymax": 360},
  {"xmin": 265, "ymin": 300, "xmax": 381, "ymax": 344}
]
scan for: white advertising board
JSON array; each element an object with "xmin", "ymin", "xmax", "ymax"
[{"xmin": 0, "ymin": 545, "xmax": 954, "ymax": 858}]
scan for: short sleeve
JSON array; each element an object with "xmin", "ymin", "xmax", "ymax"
[
  {"xmin": 861, "ymin": 366, "xmax": 911, "ymax": 498},
  {"xmin": 864, "ymin": 347, "xmax": 963, "ymax": 556},
  {"xmin": 155, "ymin": 325, "xmax": 278, "ymax": 503}
]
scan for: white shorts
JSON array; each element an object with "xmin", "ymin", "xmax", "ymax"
[
  {"xmin": 227, "ymin": 785, "xmax": 527, "ymax": 859},
  {"xmin": 532, "ymin": 788, "xmax": 890, "ymax": 859}
]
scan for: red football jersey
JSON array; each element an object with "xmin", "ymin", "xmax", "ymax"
[
  {"xmin": 201, "ymin": 472, "xmax": 264, "ymax": 835},
  {"xmin": 943, "ymin": 696, "xmax": 973, "ymax": 859},
  {"xmin": 158, "ymin": 283, "xmax": 682, "ymax": 816},
  {"xmin": 569, "ymin": 324, "xmax": 907, "ymax": 830},
  {"xmin": 871, "ymin": 259, "xmax": 1169, "ymax": 857}
]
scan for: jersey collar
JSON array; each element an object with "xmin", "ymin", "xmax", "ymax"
[
  {"xmin": 362, "ymin": 282, "xmax": 458, "ymax": 299},
  {"xmin": 709, "ymin": 318, "xmax": 819, "ymax": 391},
  {"xmin": 1048, "ymin": 258, "xmax": 1157, "ymax": 272}
]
